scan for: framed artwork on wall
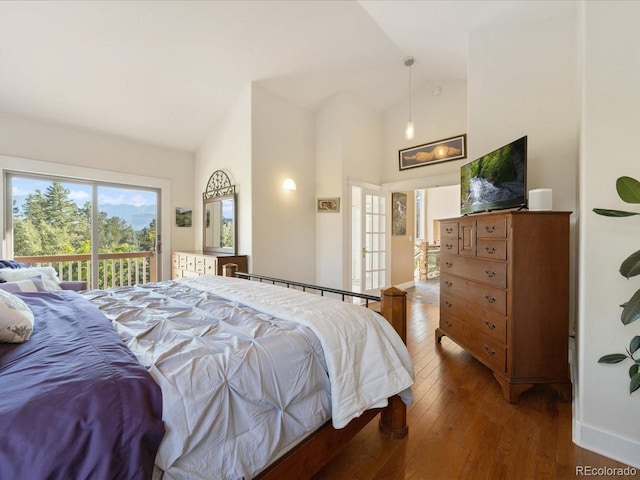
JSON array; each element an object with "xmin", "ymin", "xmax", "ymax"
[
  {"xmin": 317, "ymin": 197, "xmax": 340, "ymax": 213},
  {"xmin": 399, "ymin": 134, "xmax": 467, "ymax": 171},
  {"xmin": 175, "ymin": 207, "xmax": 192, "ymax": 227},
  {"xmin": 392, "ymin": 192, "xmax": 407, "ymax": 236}
]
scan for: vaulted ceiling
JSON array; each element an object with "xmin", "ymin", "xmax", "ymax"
[{"xmin": 0, "ymin": 1, "xmax": 577, "ymax": 153}]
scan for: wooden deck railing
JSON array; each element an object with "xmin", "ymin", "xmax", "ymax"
[{"xmin": 15, "ymin": 251, "xmax": 156, "ymax": 290}]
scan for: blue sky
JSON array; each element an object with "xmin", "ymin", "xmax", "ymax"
[{"xmin": 11, "ymin": 177, "xmax": 157, "ymax": 207}]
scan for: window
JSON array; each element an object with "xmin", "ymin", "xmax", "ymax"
[
  {"xmin": 7, "ymin": 173, "xmax": 160, "ymax": 289},
  {"xmin": 415, "ymin": 189, "xmax": 425, "ymax": 240}
]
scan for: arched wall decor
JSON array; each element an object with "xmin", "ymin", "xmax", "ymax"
[
  {"xmin": 202, "ymin": 170, "xmax": 237, "ymax": 254},
  {"xmin": 203, "ymin": 170, "xmax": 236, "ymax": 199}
]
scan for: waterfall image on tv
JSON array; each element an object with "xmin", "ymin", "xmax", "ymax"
[{"xmin": 460, "ymin": 136, "xmax": 527, "ymax": 215}]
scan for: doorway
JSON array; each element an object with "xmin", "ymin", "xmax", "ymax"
[
  {"xmin": 350, "ymin": 184, "xmax": 390, "ymax": 296},
  {"xmin": 410, "ymin": 185, "xmax": 460, "ymax": 304}
]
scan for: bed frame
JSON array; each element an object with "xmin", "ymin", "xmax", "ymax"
[{"xmin": 222, "ymin": 264, "xmax": 409, "ymax": 479}]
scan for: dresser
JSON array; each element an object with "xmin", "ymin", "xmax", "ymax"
[
  {"xmin": 171, "ymin": 251, "xmax": 248, "ymax": 279},
  {"xmin": 436, "ymin": 211, "xmax": 571, "ymax": 402}
]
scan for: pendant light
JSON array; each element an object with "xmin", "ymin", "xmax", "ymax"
[{"xmin": 404, "ymin": 56, "xmax": 415, "ymax": 140}]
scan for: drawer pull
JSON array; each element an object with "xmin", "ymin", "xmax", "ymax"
[
  {"xmin": 484, "ymin": 269, "xmax": 496, "ymax": 278},
  {"xmin": 484, "ymin": 294, "xmax": 497, "ymax": 304},
  {"xmin": 484, "ymin": 246, "xmax": 496, "ymax": 254},
  {"xmin": 445, "ymin": 243, "xmax": 453, "ymax": 250},
  {"xmin": 445, "ymin": 227, "xmax": 453, "ymax": 233},
  {"xmin": 483, "ymin": 320, "xmax": 497, "ymax": 330},
  {"xmin": 444, "ymin": 300, "xmax": 453, "ymax": 308},
  {"xmin": 485, "ymin": 225, "xmax": 496, "ymax": 233},
  {"xmin": 445, "ymin": 262, "xmax": 453, "ymax": 268},
  {"xmin": 444, "ymin": 280, "xmax": 453, "ymax": 287},
  {"xmin": 444, "ymin": 320, "xmax": 453, "ymax": 328},
  {"xmin": 483, "ymin": 344, "xmax": 496, "ymax": 356}
]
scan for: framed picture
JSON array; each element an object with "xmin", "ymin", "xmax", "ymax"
[
  {"xmin": 317, "ymin": 197, "xmax": 340, "ymax": 213},
  {"xmin": 175, "ymin": 207, "xmax": 192, "ymax": 227},
  {"xmin": 392, "ymin": 192, "xmax": 407, "ymax": 235},
  {"xmin": 399, "ymin": 134, "xmax": 467, "ymax": 171}
]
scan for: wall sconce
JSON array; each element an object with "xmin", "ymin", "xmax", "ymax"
[{"xmin": 282, "ymin": 178, "xmax": 297, "ymax": 191}]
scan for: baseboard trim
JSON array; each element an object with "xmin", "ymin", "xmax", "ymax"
[
  {"xmin": 573, "ymin": 419, "xmax": 640, "ymax": 469},
  {"xmin": 396, "ymin": 280, "xmax": 414, "ymax": 291}
]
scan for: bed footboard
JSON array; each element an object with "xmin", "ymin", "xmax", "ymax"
[{"xmin": 222, "ymin": 264, "xmax": 409, "ymax": 478}]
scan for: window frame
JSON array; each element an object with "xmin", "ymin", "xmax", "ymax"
[{"xmin": 1, "ymin": 154, "xmax": 171, "ymax": 281}]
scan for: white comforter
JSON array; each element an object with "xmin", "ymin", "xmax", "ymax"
[
  {"xmin": 181, "ymin": 275, "xmax": 414, "ymax": 428},
  {"xmin": 84, "ymin": 276, "xmax": 414, "ymax": 479}
]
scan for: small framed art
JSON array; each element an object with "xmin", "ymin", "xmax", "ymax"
[{"xmin": 317, "ymin": 197, "xmax": 340, "ymax": 213}]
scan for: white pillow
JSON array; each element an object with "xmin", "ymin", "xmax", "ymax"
[
  {"xmin": 0, "ymin": 275, "xmax": 48, "ymax": 293},
  {"xmin": 0, "ymin": 267, "xmax": 61, "ymax": 291},
  {"xmin": 0, "ymin": 289, "xmax": 35, "ymax": 343}
]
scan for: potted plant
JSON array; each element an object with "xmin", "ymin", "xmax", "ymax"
[{"xmin": 594, "ymin": 176, "xmax": 640, "ymax": 393}]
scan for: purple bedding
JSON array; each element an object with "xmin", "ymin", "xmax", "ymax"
[{"xmin": 0, "ymin": 291, "xmax": 165, "ymax": 480}]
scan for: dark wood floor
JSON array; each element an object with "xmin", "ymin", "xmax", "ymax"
[{"xmin": 312, "ymin": 293, "xmax": 637, "ymax": 480}]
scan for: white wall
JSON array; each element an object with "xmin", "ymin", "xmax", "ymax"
[
  {"xmin": 381, "ymin": 79, "xmax": 468, "ymax": 186},
  {"xmin": 0, "ymin": 112, "xmax": 194, "ymax": 280},
  {"xmin": 316, "ymin": 94, "xmax": 346, "ymax": 288},
  {"xmin": 195, "ymin": 85, "xmax": 253, "ymax": 263},
  {"xmin": 577, "ymin": 1, "xmax": 640, "ymax": 466},
  {"xmin": 315, "ymin": 93, "xmax": 383, "ymax": 289},
  {"xmin": 251, "ymin": 84, "xmax": 316, "ymax": 283},
  {"xmin": 468, "ymin": 16, "xmax": 579, "ymax": 213},
  {"xmin": 426, "ymin": 185, "xmax": 460, "ymax": 243}
]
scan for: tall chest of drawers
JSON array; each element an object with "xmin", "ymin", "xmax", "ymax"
[{"xmin": 436, "ymin": 211, "xmax": 571, "ymax": 402}]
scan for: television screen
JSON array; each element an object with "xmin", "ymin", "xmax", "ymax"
[{"xmin": 460, "ymin": 136, "xmax": 527, "ymax": 215}]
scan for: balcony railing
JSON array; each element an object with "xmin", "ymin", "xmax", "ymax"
[{"xmin": 15, "ymin": 251, "xmax": 157, "ymax": 290}]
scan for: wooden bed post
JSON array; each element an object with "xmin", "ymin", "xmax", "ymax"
[
  {"xmin": 379, "ymin": 287, "xmax": 409, "ymax": 439},
  {"xmin": 222, "ymin": 263, "xmax": 238, "ymax": 278}
]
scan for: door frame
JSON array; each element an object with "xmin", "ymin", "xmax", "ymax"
[{"xmin": 348, "ymin": 179, "xmax": 391, "ymax": 296}]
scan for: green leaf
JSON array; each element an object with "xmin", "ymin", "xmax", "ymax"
[
  {"xmin": 630, "ymin": 372, "xmax": 640, "ymax": 394},
  {"xmin": 631, "ymin": 336, "xmax": 640, "ymax": 355},
  {"xmin": 621, "ymin": 289, "xmax": 640, "ymax": 325},
  {"xmin": 598, "ymin": 353, "xmax": 628, "ymax": 364},
  {"xmin": 617, "ymin": 176, "xmax": 640, "ymax": 204},
  {"xmin": 630, "ymin": 364, "xmax": 639, "ymax": 378},
  {"xmin": 592, "ymin": 208, "xmax": 638, "ymax": 217},
  {"xmin": 620, "ymin": 250, "xmax": 640, "ymax": 278}
]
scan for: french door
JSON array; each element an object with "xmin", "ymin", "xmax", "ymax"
[{"xmin": 351, "ymin": 185, "xmax": 389, "ymax": 296}]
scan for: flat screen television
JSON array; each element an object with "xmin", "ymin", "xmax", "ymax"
[{"xmin": 460, "ymin": 136, "xmax": 527, "ymax": 215}]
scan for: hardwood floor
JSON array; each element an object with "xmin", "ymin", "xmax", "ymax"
[{"xmin": 312, "ymin": 290, "xmax": 637, "ymax": 480}]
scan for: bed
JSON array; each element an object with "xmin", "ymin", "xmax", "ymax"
[{"xmin": 0, "ymin": 267, "xmax": 413, "ymax": 480}]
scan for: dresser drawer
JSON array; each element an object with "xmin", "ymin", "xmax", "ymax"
[
  {"xmin": 440, "ymin": 293, "xmax": 507, "ymax": 343},
  {"xmin": 470, "ymin": 334, "xmax": 507, "ymax": 373},
  {"xmin": 477, "ymin": 239, "xmax": 507, "ymax": 261},
  {"xmin": 187, "ymin": 254, "xmax": 199, "ymax": 271},
  {"xmin": 477, "ymin": 215, "xmax": 508, "ymax": 238},
  {"xmin": 441, "ymin": 221, "xmax": 459, "ymax": 239},
  {"xmin": 439, "ymin": 312, "xmax": 507, "ymax": 373},
  {"xmin": 441, "ymin": 238, "xmax": 459, "ymax": 255},
  {"xmin": 441, "ymin": 254, "xmax": 507, "ymax": 288},
  {"xmin": 440, "ymin": 274, "xmax": 506, "ymax": 315},
  {"xmin": 204, "ymin": 257, "xmax": 217, "ymax": 274}
]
